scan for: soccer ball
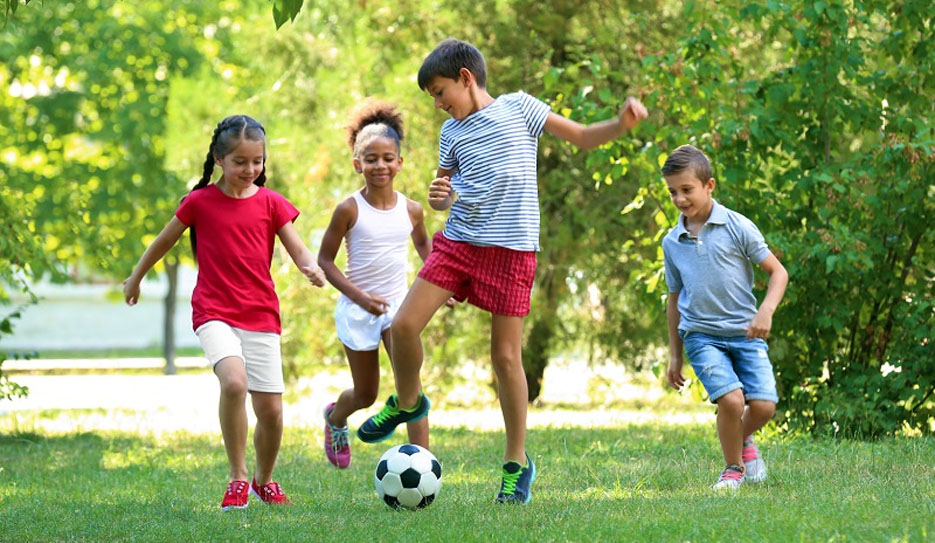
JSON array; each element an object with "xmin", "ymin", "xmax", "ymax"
[{"xmin": 374, "ymin": 443, "xmax": 442, "ymax": 510}]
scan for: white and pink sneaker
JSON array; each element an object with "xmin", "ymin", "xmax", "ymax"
[
  {"xmin": 742, "ymin": 435, "xmax": 767, "ymax": 483},
  {"xmin": 323, "ymin": 402, "xmax": 351, "ymax": 469},
  {"xmin": 712, "ymin": 464, "xmax": 745, "ymax": 490}
]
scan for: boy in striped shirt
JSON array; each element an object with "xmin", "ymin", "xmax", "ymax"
[{"xmin": 357, "ymin": 38, "xmax": 647, "ymax": 504}]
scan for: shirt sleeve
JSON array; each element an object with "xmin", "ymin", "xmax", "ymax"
[
  {"xmin": 175, "ymin": 192, "xmax": 198, "ymax": 226},
  {"xmin": 517, "ymin": 91, "xmax": 551, "ymax": 137},
  {"xmin": 438, "ymin": 123, "xmax": 457, "ymax": 170},
  {"xmin": 663, "ymin": 241, "xmax": 683, "ymax": 293},
  {"xmin": 272, "ymin": 192, "xmax": 300, "ymax": 231},
  {"xmin": 738, "ymin": 216, "xmax": 771, "ymax": 264}
]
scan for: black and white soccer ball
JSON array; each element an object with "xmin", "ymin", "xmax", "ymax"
[{"xmin": 374, "ymin": 443, "xmax": 442, "ymax": 510}]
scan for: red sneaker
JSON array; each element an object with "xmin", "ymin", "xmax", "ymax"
[
  {"xmin": 250, "ymin": 478, "xmax": 292, "ymax": 506},
  {"xmin": 221, "ymin": 480, "xmax": 249, "ymax": 511}
]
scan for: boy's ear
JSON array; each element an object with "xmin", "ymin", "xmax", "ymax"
[
  {"xmin": 705, "ymin": 177, "xmax": 716, "ymax": 190},
  {"xmin": 458, "ymin": 67, "xmax": 474, "ymax": 86}
]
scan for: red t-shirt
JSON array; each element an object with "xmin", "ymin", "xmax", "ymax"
[{"xmin": 175, "ymin": 184, "xmax": 299, "ymax": 334}]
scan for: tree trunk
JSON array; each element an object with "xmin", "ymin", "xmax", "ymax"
[
  {"xmin": 163, "ymin": 255, "xmax": 178, "ymax": 375},
  {"xmin": 524, "ymin": 314, "xmax": 555, "ymax": 402}
]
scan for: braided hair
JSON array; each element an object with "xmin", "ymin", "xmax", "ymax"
[
  {"xmin": 187, "ymin": 115, "xmax": 267, "ymax": 256},
  {"xmin": 346, "ymin": 99, "xmax": 404, "ymax": 159}
]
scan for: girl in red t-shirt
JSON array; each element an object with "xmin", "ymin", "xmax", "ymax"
[{"xmin": 123, "ymin": 115, "xmax": 326, "ymax": 511}]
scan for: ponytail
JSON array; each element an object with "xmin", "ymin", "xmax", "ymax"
[{"xmin": 187, "ymin": 115, "xmax": 267, "ymax": 257}]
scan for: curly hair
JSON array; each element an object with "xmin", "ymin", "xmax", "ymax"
[{"xmin": 346, "ymin": 99, "xmax": 404, "ymax": 158}]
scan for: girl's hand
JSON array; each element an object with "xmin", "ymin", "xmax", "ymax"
[
  {"xmin": 428, "ymin": 176, "xmax": 454, "ymax": 207},
  {"xmin": 301, "ymin": 265, "xmax": 326, "ymax": 287},
  {"xmin": 618, "ymin": 96, "xmax": 648, "ymax": 132},
  {"xmin": 356, "ymin": 292, "xmax": 389, "ymax": 316},
  {"xmin": 666, "ymin": 358, "xmax": 686, "ymax": 390},
  {"xmin": 123, "ymin": 278, "xmax": 140, "ymax": 306}
]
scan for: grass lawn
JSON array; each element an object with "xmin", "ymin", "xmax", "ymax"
[{"xmin": 1, "ymin": 422, "xmax": 933, "ymax": 543}]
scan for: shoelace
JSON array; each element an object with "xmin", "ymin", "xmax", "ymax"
[
  {"xmin": 719, "ymin": 465, "xmax": 745, "ymax": 481},
  {"xmin": 226, "ymin": 481, "xmax": 247, "ymax": 495},
  {"xmin": 331, "ymin": 427, "xmax": 349, "ymax": 454},
  {"xmin": 260, "ymin": 481, "xmax": 284, "ymax": 498},
  {"xmin": 742, "ymin": 442, "xmax": 760, "ymax": 462},
  {"xmin": 372, "ymin": 398, "xmax": 401, "ymax": 425},
  {"xmin": 500, "ymin": 468, "xmax": 521, "ymax": 495}
]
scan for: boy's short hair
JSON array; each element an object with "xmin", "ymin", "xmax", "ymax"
[
  {"xmin": 417, "ymin": 38, "xmax": 487, "ymax": 90},
  {"xmin": 661, "ymin": 144, "xmax": 713, "ymax": 182}
]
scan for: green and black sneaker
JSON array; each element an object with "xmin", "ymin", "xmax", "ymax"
[
  {"xmin": 356, "ymin": 393, "xmax": 430, "ymax": 443},
  {"xmin": 496, "ymin": 453, "xmax": 536, "ymax": 504}
]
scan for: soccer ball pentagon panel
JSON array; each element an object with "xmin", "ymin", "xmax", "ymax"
[{"xmin": 374, "ymin": 444, "xmax": 442, "ymax": 510}]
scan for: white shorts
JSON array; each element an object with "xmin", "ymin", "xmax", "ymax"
[
  {"xmin": 195, "ymin": 320, "xmax": 284, "ymax": 393},
  {"xmin": 335, "ymin": 295, "xmax": 403, "ymax": 351}
]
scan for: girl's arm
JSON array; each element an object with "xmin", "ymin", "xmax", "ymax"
[
  {"xmin": 543, "ymin": 97, "xmax": 648, "ymax": 150},
  {"xmin": 428, "ymin": 167, "xmax": 457, "ymax": 211},
  {"xmin": 124, "ymin": 217, "xmax": 188, "ymax": 305},
  {"xmin": 316, "ymin": 199, "xmax": 384, "ymax": 315},
  {"xmin": 277, "ymin": 220, "xmax": 326, "ymax": 287},
  {"xmin": 746, "ymin": 253, "xmax": 789, "ymax": 339},
  {"xmin": 407, "ymin": 198, "xmax": 432, "ymax": 262},
  {"xmin": 666, "ymin": 291, "xmax": 686, "ymax": 390}
]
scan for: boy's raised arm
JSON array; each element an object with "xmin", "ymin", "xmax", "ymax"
[{"xmin": 543, "ymin": 96, "xmax": 648, "ymax": 150}]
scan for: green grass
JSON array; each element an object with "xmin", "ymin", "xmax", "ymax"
[{"xmin": 1, "ymin": 423, "xmax": 933, "ymax": 542}]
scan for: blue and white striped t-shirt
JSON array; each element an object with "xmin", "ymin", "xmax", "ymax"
[{"xmin": 438, "ymin": 91, "xmax": 552, "ymax": 251}]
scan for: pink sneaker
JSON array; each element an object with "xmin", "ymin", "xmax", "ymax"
[
  {"xmin": 250, "ymin": 478, "xmax": 292, "ymax": 506},
  {"xmin": 323, "ymin": 402, "xmax": 351, "ymax": 469},
  {"xmin": 712, "ymin": 464, "xmax": 745, "ymax": 490},
  {"xmin": 221, "ymin": 480, "xmax": 249, "ymax": 511},
  {"xmin": 742, "ymin": 435, "xmax": 767, "ymax": 483}
]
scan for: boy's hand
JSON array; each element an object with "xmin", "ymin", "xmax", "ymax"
[
  {"xmin": 356, "ymin": 292, "xmax": 389, "ymax": 316},
  {"xmin": 445, "ymin": 296, "xmax": 458, "ymax": 308},
  {"xmin": 666, "ymin": 358, "xmax": 686, "ymax": 390},
  {"xmin": 301, "ymin": 265, "xmax": 326, "ymax": 287},
  {"xmin": 428, "ymin": 176, "xmax": 455, "ymax": 209},
  {"xmin": 123, "ymin": 278, "xmax": 140, "ymax": 306},
  {"xmin": 746, "ymin": 309, "xmax": 773, "ymax": 339},
  {"xmin": 619, "ymin": 97, "xmax": 648, "ymax": 132}
]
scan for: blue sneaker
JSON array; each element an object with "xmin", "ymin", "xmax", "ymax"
[
  {"xmin": 496, "ymin": 453, "xmax": 536, "ymax": 504},
  {"xmin": 356, "ymin": 393, "xmax": 430, "ymax": 443}
]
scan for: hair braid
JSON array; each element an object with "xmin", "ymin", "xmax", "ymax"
[{"xmin": 187, "ymin": 116, "xmax": 267, "ymax": 257}]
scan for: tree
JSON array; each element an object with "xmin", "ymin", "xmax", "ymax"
[{"xmin": 0, "ymin": 0, "xmax": 226, "ymax": 372}]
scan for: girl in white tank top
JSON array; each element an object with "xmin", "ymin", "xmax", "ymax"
[{"xmin": 316, "ymin": 100, "xmax": 433, "ymax": 467}]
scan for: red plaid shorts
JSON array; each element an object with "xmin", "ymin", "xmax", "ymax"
[{"xmin": 418, "ymin": 232, "xmax": 537, "ymax": 316}]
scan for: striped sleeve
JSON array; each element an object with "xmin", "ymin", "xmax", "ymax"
[{"xmin": 517, "ymin": 91, "xmax": 551, "ymax": 137}]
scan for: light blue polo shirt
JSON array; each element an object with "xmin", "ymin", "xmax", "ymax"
[{"xmin": 662, "ymin": 200, "xmax": 772, "ymax": 336}]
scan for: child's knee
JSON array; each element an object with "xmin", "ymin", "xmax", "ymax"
[
  {"xmin": 391, "ymin": 312, "xmax": 420, "ymax": 338},
  {"xmin": 254, "ymin": 398, "xmax": 283, "ymax": 423},
  {"xmin": 716, "ymin": 389, "xmax": 745, "ymax": 415},
  {"xmin": 750, "ymin": 400, "xmax": 776, "ymax": 419},
  {"xmin": 219, "ymin": 375, "xmax": 248, "ymax": 398}
]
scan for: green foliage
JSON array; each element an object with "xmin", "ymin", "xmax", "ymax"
[
  {"xmin": 604, "ymin": 0, "xmax": 935, "ymax": 436},
  {"xmin": 1, "ymin": 427, "xmax": 933, "ymax": 541}
]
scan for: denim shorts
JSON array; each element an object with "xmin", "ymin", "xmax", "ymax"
[{"xmin": 679, "ymin": 330, "xmax": 779, "ymax": 404}]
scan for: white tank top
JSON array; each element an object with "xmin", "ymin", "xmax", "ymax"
[{"xmin": 343, "ymin": 190, "xmax": 412, "ymax": 300}]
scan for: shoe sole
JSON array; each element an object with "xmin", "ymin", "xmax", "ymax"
[
  {"xmin": 523, "ymin": 459, "xmax": 537, "ymax": 504},
  {"xmin": 221, "ymin": 503, "xmax": 248, "ymax": 511}
]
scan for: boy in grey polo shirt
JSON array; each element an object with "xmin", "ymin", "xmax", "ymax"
[{"xmin": 661, "ymin": 144, "xmax": 789, "ymax": 490}]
